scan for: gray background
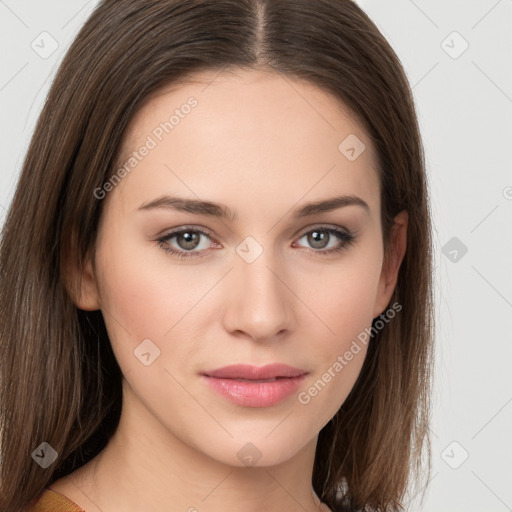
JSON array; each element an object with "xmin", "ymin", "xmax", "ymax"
[{"xmin": 1, "ymin": 1, "xmax": 511, "ymax": 510}]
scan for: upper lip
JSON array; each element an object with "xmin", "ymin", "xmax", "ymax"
[{"xmin": 202, "ymin": 364, "xmax": 307, "ymax": 380}]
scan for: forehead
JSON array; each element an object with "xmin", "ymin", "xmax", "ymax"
[{"xmin": 112, "ymin": 68, "xmax": 380, "ymax": 217}]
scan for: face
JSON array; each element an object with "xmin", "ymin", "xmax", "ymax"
[{"xmin": 77, "ymin": 68, "xmax": 405, "ymax": 468}]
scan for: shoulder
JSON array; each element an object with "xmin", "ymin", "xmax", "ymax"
[{"xmin": 25, "ymin": 489, "xmax": 86, "ymax": 512}]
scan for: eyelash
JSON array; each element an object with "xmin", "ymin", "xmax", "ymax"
[{"xmin": 157, "ymin": 225, "xmax": 355, "ymax": 260}]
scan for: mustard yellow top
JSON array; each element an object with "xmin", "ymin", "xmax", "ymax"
[{"xmin": 27, "ymin": 489, "xmax": 86, "ymax": 512}]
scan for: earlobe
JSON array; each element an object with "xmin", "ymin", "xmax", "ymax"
[{"xmin": 373, "ymin": 210, "xmax": 408, "ymax": 318}]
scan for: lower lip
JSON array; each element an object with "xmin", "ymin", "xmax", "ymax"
[{"xmin": 201, "ymin": 374, "xmax": 307, "ymax": 408}]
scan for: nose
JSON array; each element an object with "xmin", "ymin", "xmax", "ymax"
[{"xmin": 222, "ymin": 247, "xmax": 295, "ymax": 343}]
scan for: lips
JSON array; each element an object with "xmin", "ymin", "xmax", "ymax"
[
  {"xmin": 201, "ymin": 363, "xmax": 307, "ymax": 380},
  {"xmin": 200, "ymin": 364, "xmax": 308, "ymax": 407}
]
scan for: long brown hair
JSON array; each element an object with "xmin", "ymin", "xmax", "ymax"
[{"xmin": 0, "ymin": 1, "xmax": 434, "ymax": 510}]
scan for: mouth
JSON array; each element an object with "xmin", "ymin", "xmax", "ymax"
[{"xmin": 200, "ymin": 364, "xmax": 308, "ymax": 408}]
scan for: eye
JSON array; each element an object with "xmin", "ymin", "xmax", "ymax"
[
  {"xmin": 157, "ymin": 225, "xmax": 355, "ymax": 260},
  {"xmin": 157, "ymin": 227, "xmax": 218, "ymax": 259},
  {"xmin": 293, "ymin": 226, "xmax": 355, "ymax": 255}
]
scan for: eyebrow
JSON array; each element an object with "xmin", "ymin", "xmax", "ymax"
[{"xmin": 138, "ymin": 194, "xmax": 370, "ymax": 221}]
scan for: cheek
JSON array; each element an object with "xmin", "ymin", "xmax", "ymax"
[
  {"xmin": 93, "ymin": 230, "xmax": 197, "ymax": 368},
  {"xmin": 296, "ymin": 250, "xmax": 382, "ymax": 416},
  {"xmin": 297, "ymin": 287, "xmax": 373, "ymax": 426},
  {"xmin": 307, "ymin": 250, "xmax": 383, "ymax": 340}
]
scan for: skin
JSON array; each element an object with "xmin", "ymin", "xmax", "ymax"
[{"xmin": 51, "ymin": 68, "xmax": 407, "ymax": 512}]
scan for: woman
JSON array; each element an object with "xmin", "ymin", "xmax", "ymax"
[{"xmin": 0, "ymin": 1, "xmax": 435, "ymax": 511}]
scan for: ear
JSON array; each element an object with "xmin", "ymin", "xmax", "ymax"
[
  {"xmin": 62, "ymin": 243, "xmax": 101, "ymax": 311},
  {"xmin": 372, "ymin": 210, "xmax": 408, "ymax": 318}
]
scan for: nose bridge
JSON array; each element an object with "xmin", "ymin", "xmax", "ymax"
[{"xmin": 224, "ymin": 240, "xmax": 293, "ymax": 340}]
